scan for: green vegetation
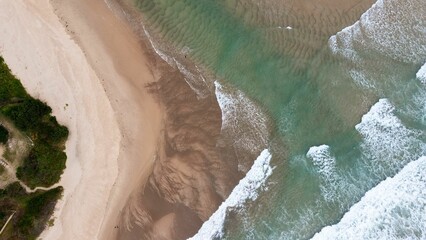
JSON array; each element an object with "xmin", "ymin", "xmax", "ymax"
[
  {"xmin": 0, "ymin": 56, "xmax": 68, "ymax": 188},
  {"xmin": 0, "ymin": 56, "xmax": 68, "ymax": 239},
  {"xmin": 0, "ymin": 56, "xmax": 28, "ymax": 103},
  {"xmin": 0, "ymin": 125, "xmax": 8, "ymax": 144},
  {"xmin": 0, "ymin": 182, "xmax": 63, "ymax": 240},
  {"xmin": 16, "ymin": 143, "xmax": 66, "ymax": 189}
]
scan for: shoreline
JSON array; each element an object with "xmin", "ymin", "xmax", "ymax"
[
  {"xmin": 0, "ymin": 0, "xmax": 269, "ymax": 239},
  {"xmin": 57, "ymin": 0, "xmax": 268, "ymax": 239},
  {"xmin": 109, "ymin": 1, "xmax": 270, "ymax": 239}
]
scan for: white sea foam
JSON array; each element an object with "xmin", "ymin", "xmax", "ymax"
[
  {"xmin": 143, "ymin": 26, "xmax": 175, "ymax": 66},
  {"xmin": 188, "ymin": 149, "xmax": 273, "ymax": 240},
  {"xmin": 311, "ymin": 156, "xmax": 426, "ymax": 240},
  {"xmin": 307, "ymin": 145, "xmax": 335, "ymax": 178},
  {"xmin": 348, "ymin": 69, "xmax": 374, "ymax": 89},
  {"xmin": 214, "ymin": 81, "xmax": 269, "ymax": 171},
  {"xmin": 306, "ymin": 145, "xmax": 359, "ymax": 205},
  {"xmin": 214, "ymin": 81, "xmax": 235, "ymax": 129},
  {"xmin": 174, "ymin": 60, "xmax": 208, "ymax": 97},
  {"xmin": 214, "ymin": 81, "xmax": 267, "ymax": 133},
  {"xmin": 411, "ymin": 64, "xmax": 426, "ymax": 124},
  {"xmin": 330, "ymin": 0, "xmax": 426, "ymax": 64},
  {"xmin": 143, "ymin": 27, "xmax": 209, "ymax": 97},
  {"xmin": 417, "ymin": 63, "xmax": 426, "ymax": 85},
  {"xmin": 355, "ymin": 99, "xmax": 425, "ymax": 175},
  {"xmin": 306, "ymin": 145, "xmax": 340, "ymax": 202},
  {"xmin": 329, "ymin": 0, "xmax": 426, "ymax": 91}
]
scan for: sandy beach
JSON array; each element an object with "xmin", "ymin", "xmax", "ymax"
[{"xmin": 0, "ymin": 0, "xmax": 162, "ymax": 239}]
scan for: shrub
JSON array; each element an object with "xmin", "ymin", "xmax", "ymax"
[
  {"xmin": 0, "ymin": 55, "xmax": 68, "ymax": 188},
  {"xmin": 16, "ymin": 143, "xmax": 66, "ymax": 188},
  {"xmin": 0, "ymin": 183, "xmax": 63, "ymax": 239},
  {"xmin": 0, "ymin": 56, "xmax": 28, "ymax": 102},
  {"xmin": 0, "ymin": 124, "xmax": 8, "ymax": 144},
  {"xmin": 17, "ymin": 187, "xmax": 63, "ymax": 237},
  {"xmin": 0, "ymin": 56, "xmax": 68, "ymax": 240},
  {"xmin": 1, "ymin": 99, "xmax": 52, "ymax": 132}
]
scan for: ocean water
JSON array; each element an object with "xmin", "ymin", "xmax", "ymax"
[{"xmin": 130, "ymin": 0, "xmax": 426, "ymax": 239}]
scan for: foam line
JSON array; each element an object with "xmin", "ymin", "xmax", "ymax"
[
  {"xmin": 188, "ymin": 149, "xmax": 273, "ymax": 240},
  {"xmin": 311, "ymin": 156, "xmax": 426, "ymax": 240},
  {"xmin": 417, "ymin": 63, "xmax": 426, "ymax": 84}
]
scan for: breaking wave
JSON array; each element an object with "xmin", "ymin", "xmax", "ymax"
[
  {"xmin": 312, "ymin": 156, "xmax": 426, "ymax": 240},
  {"xmin": 214, "ymin": 81, "xmax": 269, "ymax": 171},
  {"xmin": 417, "ymin": 63, "xmax": 426, "ymax": 85},
  {"xmin": 329, "ymin": 0, "xmax": 426, "ymax": 65},
  {"xmin": 355, "ymin": 99, "xmax": 425, "ymax": 176},
  {"xmin": 189, "ymin": 149, "xmax": 273, "ymax": 240},
  {"xmin": 306, "ymin": 145, "xmax": 340, "ymax": 202}
]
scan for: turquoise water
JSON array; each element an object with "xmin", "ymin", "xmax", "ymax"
[
  {"xmin": 135, "ymin": 0, "xmax": 376, "ymax": 151},
  {"xmin": 132, "ymin": 0, "xmax": 426, "ymax": 239}
]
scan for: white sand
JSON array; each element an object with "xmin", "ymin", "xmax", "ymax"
[{"xmin": 0, "ymin": 0, "xmax": 161, "ymax": 239}]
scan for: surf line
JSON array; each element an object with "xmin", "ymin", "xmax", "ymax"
[{"xmin": 189, "ymin": 149, "xmax": 273, "ymax": 240}]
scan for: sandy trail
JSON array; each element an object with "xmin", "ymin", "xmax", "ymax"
[{"xmin": 0, "ymin": 0, "xmax": 162, "ymax": 239}]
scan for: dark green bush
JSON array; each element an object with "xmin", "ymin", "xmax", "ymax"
[
  {"xmin": 1, "ymin": 99, "xmax": 52, "ymax": 132},
  {"xmin": 16, "ymin": 143, "xmax": 66, "ymax": 188},
  {"xmin": 0, "ymin": 56, "xmax": 28, "ymax": 103},
  {"xmin": 0, "ymin": 55, "xmax": 67, "ymax": 240},
  {"xmin": 0, "ymin": 183, "xmax": 63, "ymax": 239},
  {"xmin": 0, "ymin": 124, "xmax": 8, "ymax": 144},
  {"xmin": 17, "ymin": 187, "xmax": 63, "ymax": 237},
  {"xmin": 0, "ymin": 182, "xmax": 26, "ymax": 198},
  {"xmin": 0, "ymin": 55, "xmax": 68, "ymax": 188}
]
